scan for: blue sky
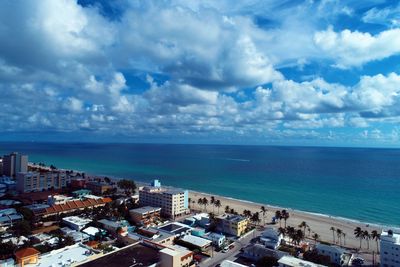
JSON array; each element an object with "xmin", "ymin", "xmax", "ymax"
[{"xmin": 1, "ymin": 0, "xmax": 400, "ymax": 146}]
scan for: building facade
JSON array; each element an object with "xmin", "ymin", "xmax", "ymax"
[
  {"xmin": 130, "ymin": 206, "xmax": 161, "ymax": 225},
  {"xmin": 2, "ymin": 152, "xmax": 28, "ymax": 177},
  {"xmin": 139, "ymin": 180, "xmax": 189, "ymax": 219},
  {"xmin": 216, "ymin": 214, "xmax": 249, "ymax": 237},
  {"xmin": 16, "ymin": 171, "xmax": 70, "ymax": 193},
  {"xmin": 380, "ymin": 230, "xmax": 400, "ymax": 267}
]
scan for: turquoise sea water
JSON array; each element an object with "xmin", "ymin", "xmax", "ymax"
[{"xmin": 1, "ymin": 142, "xmax": 399, "ymax": 227}]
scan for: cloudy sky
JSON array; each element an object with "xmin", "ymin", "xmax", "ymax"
[{"xmin": 1, "ymin": 0, "xmax": 400, "ymax": 146}]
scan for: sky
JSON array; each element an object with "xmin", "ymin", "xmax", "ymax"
[{"xmin": 1, "ymin": 0, "xmax": 400, "ymax": 146}]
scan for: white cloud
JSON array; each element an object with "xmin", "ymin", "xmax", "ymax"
[{"xmin": 314, "ymin": 27, "xmax": 400, "ymax": 68}]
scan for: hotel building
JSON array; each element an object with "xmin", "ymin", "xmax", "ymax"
[
  {"xmin": 139, "ymin": 180, "xmax": 189, "ymax": 219},
  {"xmin": 216, "ymin": 214, "xmax": 249, "ymax": 237},
  {"xmin": 380, "ymin": 230, "xmax": 400, "ymax": 267},
  {"xmin": 16, "ymin": 171, "xmax": 70, "ymax": 193}
]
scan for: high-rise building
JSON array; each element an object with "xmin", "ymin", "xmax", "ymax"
[
  {"xmin": 380, "ymin": 229, "xmax": 400, "ymax": 267},
  {"xmin": 2, "ymin": 152, "xmax": 28, "ymax": 177},
  {"xmin": 139, "ymin": 180, "xmax": 189, "ymax": 219}
]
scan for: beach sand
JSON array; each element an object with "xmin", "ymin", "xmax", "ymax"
[{"xmin": 189, "ymin": 191, "xmax": 382, "ymax": 253}]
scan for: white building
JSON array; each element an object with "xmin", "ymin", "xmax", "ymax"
[
  {"xmin": 159, "ymin": 246, "xmax": 193, "ymax": 267},
  {"xmin": 380, "ymin": 229, "xmax": 400, "ymax": 267},
  {"xmin": 62, "ymin": 216, "xmax": 92, "ymax": 231},
  {"xmin": 16, "ymin": 171, "xmax": 70, "ymax": 192},
  {"xmin": 220, "ymin": 260, "xmax": 247, "ymax": 267},
  {"xmin": 205, "ymin": 232, "xmax": 226, "ymax": 248},
  {"xmin": 139, "ymin": 180, "xmax": 189, "ymax": 219},
  {"xmin": 260, "ymin": 227, "xmax": 283, "ymax": 249},
  {"xmin": 278, "ymin": 255, "xmax": 327, "ymax": 267},
  {"xmin": 315, "ymin": 243, "xmax": 351, "ymax": 266}
]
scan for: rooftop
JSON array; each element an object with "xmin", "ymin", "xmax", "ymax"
[
  {"xmin": 218, "ymin": 214, "xmax": 247, "ymax": 223},
  {"xmin": 79, "ymin": 243, "xmax": 160, "ymax": 267},
  {"xmin": 130, "ymin": 206, "xmax": 161, "ymax": 214},
  {"xmin": 181, "ymin": 235, "xmax": 212, "ymax": 248},
  {"xmin": 221, "ymin": 260, "xmax": 247, "ymax": 267},
  {"xmin": 158, "ymin": 222, "xmax": 191, "ymax": 236},
  {"xmin": 14, "ymin": 247, "xmax": 40, "ymax": 259},
  {"xmin": 381, "ymin": 229, "xmax": 400, "ymax": 244},
  {"xmin": 31, "ymin": 243, "xmax": 95, "ymax": 267},
  {"xmin": 278, "ymin": 255, "xmax": 326, "ymax": 267},
  {"xmin": 63, "ymin": 216, "xmax": 92, "ymax": 226}
]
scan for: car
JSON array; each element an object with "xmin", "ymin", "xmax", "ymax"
[
  {"xmin": 222, "ymin": 247, "xmax": 229, "ymax": 253},
  {"xmin": 229, "ymin": 244, "xmax": 235, "ymax": 249}
]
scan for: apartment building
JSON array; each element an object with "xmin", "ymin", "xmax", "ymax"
[
  {"xmin": 380, "ymin": 229, "xmax": 400, "ymax": 267},
  {"xmin": 139, "ymin": 180, "xmax": 189, "ymax": 219},
  {"xmin": 215, "ymin": 214, "xmax": 249, "ymax": 237},
  {"xmin": 16, "ymin": 171, "xmax": 70, "ymax": 193},
  {"xmin": 2, "ymin": 152, "xmax": 28, "ymax": 177}
]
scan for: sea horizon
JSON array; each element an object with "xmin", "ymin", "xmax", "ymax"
[{"xmin": 1, "ymin": 141, "xmax": 399, "ymax": 228}]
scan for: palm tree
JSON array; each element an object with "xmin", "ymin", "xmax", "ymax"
[
  {"xmin": 354, "ymin": 227, "xmax": 363, "ymax": 248},
  {"xmin": 281, "ymin": 210, "xmax": 290, "ymax": 227},
  {"xmin": 312, "ymin": 233, "xmax": 319, "ymax": 245},
  {"xmin": 197, "ymin": 198, "xmax": 203, "ymax": 210},
  {"xmin": 342, "ymin": 232, "xmax": 346, "ymax": 246},
  {"xmin": 188, "ymin": 197, "xmax": 192, "ymax": 209},
  {"xmin": 214, "ymin": 200, "xmax": 222, "ymax": 214},
  {"xmin": 243, "ymin": 209, "xmax": 252, "ymax": 218},
  {"xmin": 275, "ymin": 210, "xmax": 282, "ymax": 227},
  {"xmin": 210, "ymin": 196, "xmax": 215, "ymax": 213},
  {"xmin": 330, "ymin": 226, "xmax": 336, "ymax": 243},
  {"xmin": 251, "ymin": 212, "xmax": 261, "ymax": 226},
  {"xmin": 371, "ymin": 230, "xmax": 380, "ymax": 253},
  {"xmin": 299, "ymin": 221, "xmax": 308, "ymax": 236},
  {"xmin": 278, "ymin": 227, "xmax": 286, "ymax": 237},
  {"xmin": 363, "ymin": 230, "xmax": 370, "ymax": 250},
  {"xmin": 225, "ymin": 205, "xmax": 230, "ymax": 213},
  {"xmin": 336, "ymin": 228, "xmax": 343, "ymax": 246},
  {"xmin": 202, "ymin": 197, "xmax": 208, "ymax": 211},
  {"xmin": 307, "ymin": 226, "xmax": 311, "ymax": 237},
  {"xmin": 261, "ymin": 206, "xmax": 267, "ymax": 226}
]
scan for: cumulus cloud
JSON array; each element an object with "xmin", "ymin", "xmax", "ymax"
[{"xmin": 314, "ymin": 27, "xmax": 400, "ymax": 68}]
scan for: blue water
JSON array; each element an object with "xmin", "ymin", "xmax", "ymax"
[{"xmin": 1, "ymin": 142, "xmax": 399, "ymax": 227}]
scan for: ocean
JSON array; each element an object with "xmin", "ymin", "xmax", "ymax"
[{"xmin": 1, "ymin": 142, "xmax": 399, "ymax": 227}]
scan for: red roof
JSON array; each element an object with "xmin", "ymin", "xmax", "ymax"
[
  {"xmin": 43, "ymin": 197, "xmax": 111, "ymax": 216},
  {"xmin": 15, "ymin": 247, "xmax": 40, "ymax": 259}
]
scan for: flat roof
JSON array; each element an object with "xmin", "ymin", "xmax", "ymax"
[
  {"xmin": 278, "ymin": 256, "xmax": 326, "ymax": 267},
  {"xmin": 181, "ymin": 235, "xmax": 211, "ymax": 248},
  {"xmin": 30, "ymin": 244, "xmax": 95, "ymax": 267},
  {"xmin": 130, "ymin": 206, "xmax": 161, "ymax": 214},
  {"xmin": 159, "ymin": 222, "xmax": 191, "ymax": 235},
  {"xmin": 63, "ymin": 216, "xmax": 92, "ymax": 226},
  {"xmin": 221, "ymin": 260, "xmax": 247, "ymax": 267},
  {"xmin": 79, "ymin": 243, "xmax": 160, "ymax": 267}
]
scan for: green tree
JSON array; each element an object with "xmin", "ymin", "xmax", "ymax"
[
  {"xmin": 363, "ymin": 230, "xmax": 370, "ymax": 250},
  {"xmin": 281, "ymin": 210, "xmax": 289, "ymax": 227},
  {"xmin": 251, "ymin": 212, "xmax": 261, "ymax": 226},
  {"xmin": 225, "ymin": 205, "xmax": 230, "ymax": 213},
  {"xmin": 202, "ymin": 197, "xmax": 208, "ymax": 211},
  {"xmin": 17, "ymin": 206, "xmax": 34, "ymax": 222},
  {"xmin": 117, "ymin": 179, "xmax": 136, "ymax": 196},
  {"xmin": 336, "ymin": 228, "xmax": 342, "ymax": 246},
  {"xmin": 104, "ymin": 177, "xmax": 111, "ymax": 184},
  {"xmin": 197, "ymin": 198, "xmax": 203, "ymax": 210},
  {"xmin": 210, "ymin": 196, "xmax": 215, "ymax": 213},
  {"xmin": 275, "ymin": 210, "xmax": 282, "ymax": 227},
  {"xmin": 12, "ymin": 220, "xmax": 31, "ymax": 236},
  {"xmin": 312, "ymin": 233, "xmax": 319, "ymax": 244}
]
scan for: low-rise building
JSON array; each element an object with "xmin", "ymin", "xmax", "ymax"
[
  {"xmin": 160, "ymin": 246, "xmax": 194, "ymax": 267},
  {"xmin": 41, "ymin": 197, "xmax": 112, "ymax": 217},
  {"xmin": 220, "ymin": 260, "xmax": 247, "ymax": 267},
  {"xmin": 127, "ymin": 227, "xmax": 175, "ymax": 247},
  {"xmin": 179, "ymin": 235, "xmax": 212, "ymax": 251},
  {"xmin": 380, "ymin": 229, "xmax": 400, "ymax": 267},
  {"xmin": 129, "ymin": 206, "xmax": 161, "ymax": 225},
  {"xmin": 14, "ymin": 247, "xmax": 40, "ymax": 267},
  {"xmin": 260, "ymin": 227, "xmax": 283, "ymax": 249},
  {"xmin": 278, "ymin": 255, "xmax": 327, "ymax": 267},
  {"xmin": 216, "ymin": 214, "xmax": 249, "ymax": 237},
  {"xmin": 0, "ymin": 208, "xmax": 23, "ymax": 228},
  {"xmin": 86, "ymin": 181, "xmax": 112, "ymax": 195},
  {"xmin": 60, "ymin": 227, "xmax": 90, "ymax": 243},
  {"xmin": 62, "ymin": 216, "xmax": 92, "ymax": 231},
  {"xmin": 205, "ymin": 232, "xmax": 226, "ymax": 248},
  {"xmin": 139, "ymin": 180, "xmax": 189, "ymax": 219},
  {"xmin": 158, "ymin": 222, "xmax": 192, "ymax": 238},
  {"xmin": 183, "ymin": 213, "xmax": 210, "ymax": 228},
  {"xmin": 315, "ymin": 243, "xmax": 351, "ymax": 266},
  {"xmin": 242, "ymin": 244, "xmax": 288, "ymax": 262},
  {"xmin": 47, "ymin": 194, "xmax": 74, "ymax": 206},
  {"xmin": 72, "ymin": 189, "xmax": 92, "ymax": 198},
  {"xmin": 98, "ymin": 219, "xmax": 129, "ymax": 235},
  {"xmin": 82, "ymin": 226, "xmax": 106, "ymax": 239}
]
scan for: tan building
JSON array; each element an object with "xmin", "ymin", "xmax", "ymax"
[
  {"xmin": 2, "ymin": 152, "xmax": 28, "ymax": 177},
  {"xmin": 16, "ymin": 171, "xmax": 69, "ymax": 193},
  {"xmin": 86, "ymin": 181, "xmax": 112, "ymax": 195},
  {"xmin": 160, "ymin": 247, "xmax": 194, "ymax": 267},
  {"xmin": 14, "ymin": 247, "xmax": 40, "ymax": 267},
  {"xmin": 216, "ymin": 214, "xmax": 249, "ymax": 237},
  {"xmin": 139, "ymin": 180, "xmax": 189, "ymax": 219},
  {"xmin": 129, "ymin": 206, "xmax": 161, "ymax": 225}
]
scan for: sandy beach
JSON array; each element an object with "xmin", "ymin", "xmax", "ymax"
[{"xmin": 189, "ymin": 190, "xmax": 383, "ymax": 253}]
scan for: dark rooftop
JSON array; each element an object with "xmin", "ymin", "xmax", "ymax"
[{"xmin": 79, "ymin": 243, "xmax": 160, "ymax": 267}]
